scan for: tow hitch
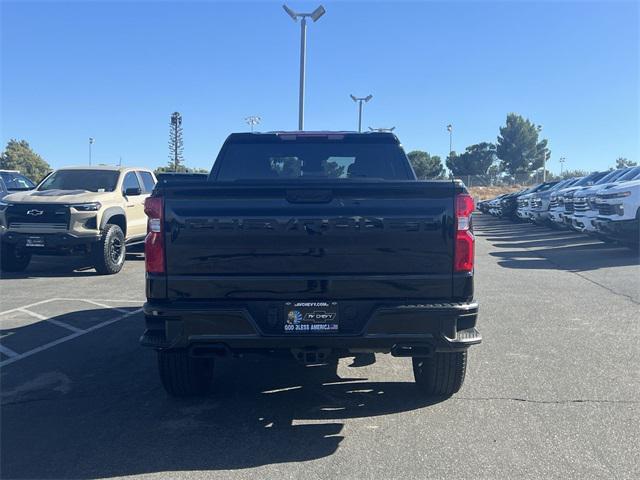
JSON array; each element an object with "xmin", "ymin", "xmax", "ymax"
[{"xmin": 291, "ymin": 347, "xmax": 333, "ymax": 366}]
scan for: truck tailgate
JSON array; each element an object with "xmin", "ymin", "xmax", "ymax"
[{"xmin": 161, "ymin": 181, "xmax": 456, "ymax": 300}]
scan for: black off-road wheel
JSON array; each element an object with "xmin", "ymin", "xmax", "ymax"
[
  {"xmin": 157, "ymin": 349, "xmax": 214, "ymax": 397},
  {"xmin": 0, "ymin": 243, "xmax": 31, "ymax": 273},
  {"xmin": 93, "ymin": 224, "xmax": 125, "ymax": 275},
  {"xmin": 412, "ymin": 351, "xmax": 467, "ymax": 397}
]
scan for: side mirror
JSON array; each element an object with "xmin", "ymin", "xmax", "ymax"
[{"xmin": 124, "ymin": 187, "xmax": 142, "ymax": 196}]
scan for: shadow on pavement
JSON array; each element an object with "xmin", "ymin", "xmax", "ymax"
[
  {"xmin": 475, "ymin": 214, "xmax": 640, "ymax": 272},
  {"xmin": 0, "ymin": 308, "xmax": 441, "ymax": 478},
  {"xmin": 0, "ymin": 252, "xmax": 144, "ymax": 279}
]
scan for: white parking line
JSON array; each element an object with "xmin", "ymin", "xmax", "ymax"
[
  {"xmin": 16, "ymin": 308, "xmax": 48, "ymax": 320},
  {"xmin": 0, "ymin": 298, "xmax": 64, "ymax": 317},
  {"xmin": 16, "ymin": 307, "xmax": 85, "ymax": 334},
  {"xmin": 79, "ymin": 299, "xmax": 134, "ymax": 314},
  {"xmin": 0, "ymin": 344, "xmax": 19, "ymax": 358},
  {"xmin": 0, "ymin": 307, "xmax": 143, "ymax": 368}
]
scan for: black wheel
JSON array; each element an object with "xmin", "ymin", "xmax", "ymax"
[
  {"xmin": 0, "ymin": 243, "xmax": 31, "ymax": 273},
  {"xmin": 93, "ymin": 224, "xmax": 125, "ymax": 274},
  {"xmin": 157, "ymin": 349, "xmax": 214, "ymax": 397},
  {"xmin": 412, "ymin": 351, "xmax": 467, "ymax": 397}
]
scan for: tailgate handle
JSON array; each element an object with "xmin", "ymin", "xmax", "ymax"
[{"xmin": 286, "ymin": 189, "xmax": 333, "ymax": 204}]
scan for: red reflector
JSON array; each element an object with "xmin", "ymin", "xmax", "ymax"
[
  {"xmin": 145, "ymin": 232, "xmax": 165, "ymax": 273},
  {"xmin": 454, "ymin": 193, "xmax": 475, "ymax": 272},
  {"xmin": 456, "ymin": 194, "xmax": 474, "ymax": 218},
  {"xmin": 454, "ymin": 230, "xmax": 475, "ymax": 272},
  {"xmin": 144, "ymin": 197, "xmax": 164, "ymax": 274},
  {"xmin": 144, "ymin": 197, "xmax": 162, "ymax": 219}
]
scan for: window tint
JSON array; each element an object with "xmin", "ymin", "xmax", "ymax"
[
  {"xmin": 0, "ymin": 172, "xmax": 35, "ymax": 190},
  {"xmin": 617, "ymin": 166, "xmax": 640, "ymax": 181},
  {"xmin": 215, "ymin": 141, "xmax": 412, "ymax": 181},
  {"xmin": 122, "ymin": 172, "xmax": 141, "ymax": 192},
  {"xmin": 138, "ymin": 171, "xmax": 156, "ymax": 192},
  {"xmin": 39, "ymin": 170, "xmax": 119, "ymax": 192}
]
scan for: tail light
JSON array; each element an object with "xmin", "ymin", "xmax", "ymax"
[
  {"xmin": 144, "ymin": 197, "xmax": 164, "ymax": 273},
  {"xmin": 454, "ymin": 193, "xmax": 475, "ymax": 272}
]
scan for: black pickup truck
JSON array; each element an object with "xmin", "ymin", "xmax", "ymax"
[{"xmin": 141, "ymin": 131, "xmax": 480, "ymax": 397}]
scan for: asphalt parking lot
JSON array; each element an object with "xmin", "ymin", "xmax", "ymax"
[{"xmin": 1, "ymin": 214, "xmax": 639, "ymax": 480}]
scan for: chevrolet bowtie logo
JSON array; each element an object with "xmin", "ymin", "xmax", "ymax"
[{"xmin": 26, "ymin": 209, "xmax": 44, "ymax": 216}]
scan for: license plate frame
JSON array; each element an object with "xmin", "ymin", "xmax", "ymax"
[
  {"xmin": 284, "ymin": 301, "xmax": 339, "ymax": 333},
  {"xmin": 25, "ymin": 236, "xmax": 45, "ymax": 247}
]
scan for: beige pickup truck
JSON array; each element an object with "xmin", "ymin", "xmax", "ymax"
[{"xmin": 0, "ymin": 166, "xmax": 156, "ymax": 274}]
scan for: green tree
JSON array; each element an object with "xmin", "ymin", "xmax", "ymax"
[
  {"xmin": 496, "ymin": 113, "xmax": 550, "ymax": 175},
  {"xmin": 0, "ymin": 139, "xmax": 51, "ymax": 182},
  {"xmin": 446, "ymin": 142, "xmax": 496, "ymax": 175},
  {"xmin": 407, "ymin": 150, "xmax": 445, "ymax": 179},
  {"xmin": 615, "ymin": 157, "xmax": 637, "ymax": 168}
]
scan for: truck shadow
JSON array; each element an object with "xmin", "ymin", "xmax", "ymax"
[
  {"xmin": 475, "ymin": 214, "xmax": 639, "ymax": 272},
  {"xmin": 0, "ymin": 252, "xmax": 144, "ymax": 279},
  {"xmin": 0, "ymin": 308, "xmax": 443, "ymax": 478}
]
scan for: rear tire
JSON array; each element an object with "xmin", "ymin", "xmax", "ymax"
[
  {"xmin": 413, "ymin": 351, "xmax": 467, "ymax": 397},
  {"xmin": 93, "ymin": 224, "xmax": 125, "ymax": 275},
  {"xmin": 0, "ymin": 243, "xmax": 31, "ymax": 273},
  {"xmin": 157, "ymin": 349, "xmax": 214, "ymax": 397}
]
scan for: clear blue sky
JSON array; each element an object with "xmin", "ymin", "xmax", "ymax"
[{"xmin": 2, "ymin": 0, "xmax": 638, "ymax": 174}]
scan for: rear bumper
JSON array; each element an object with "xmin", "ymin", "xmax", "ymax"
[{"xmin": 141, "ymin": 300, "xmax": 481, "ymax": 354}]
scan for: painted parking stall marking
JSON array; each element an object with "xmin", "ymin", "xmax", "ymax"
[{"xmin": 0, "ymin": 298, "xmax": 142, "ymax": 367}]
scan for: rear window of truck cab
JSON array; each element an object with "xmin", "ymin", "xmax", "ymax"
[{"xmin": 213, "ymin": 137, "xmax": 414, "ymax": 181}]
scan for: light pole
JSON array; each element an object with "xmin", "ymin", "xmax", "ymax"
[
  {"xmin": 368, "ymin": 127, "xmax": 395, "ymax": 133},
  {"xmin": 283, "ymin": 4, "xmax": 326, "ymax": 131},
  {"xmin": 559, "ymin": 156, "xmax": 566, "ymax": 176},
  {"xmin": 350, "ymin": 94, "xmax": 373, "ymax": 133},
  {"xmin": 245, "ymin": 116, "xmax": 261, "ymax": 132},
  {"xmin": 88, "ymin": 137, "xmax": 94, "ymax": 165},
  {"xmin": 446, "ymin": 124, "xmax": 453, "ymax": 157},
  {"xmin": 536, "ymin": 124, "xmax": 547, "ymax": 182}
]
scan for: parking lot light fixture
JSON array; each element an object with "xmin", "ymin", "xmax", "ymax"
[
  {"xmin": 282, "ymin": 4, "xmax": 326, "ymax": 131},
  {"xmin": 245, "ymin": 116, "xmax": 261, "ymax": 132},
  {"xmin": 350, "ymin": 94, "xmax": 373, "ymax": 133}
]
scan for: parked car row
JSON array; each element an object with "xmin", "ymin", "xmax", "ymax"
[
  {"xmin": 0, "ymin": 166, "xmax": 157, "ymax": 273},
  {"xmin": 477, "ymin": 166, "xmax": 640, "ymax": 249}
]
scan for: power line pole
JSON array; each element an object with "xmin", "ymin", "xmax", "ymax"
[
  {"xmin": 350, "ymin": 94, "xmax": 373, "ymax": 132},
  {"xmin": 283, "ymin": 5, "xmax": 326, "ymax": 130}
]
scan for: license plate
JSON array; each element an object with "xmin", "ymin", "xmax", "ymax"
[
  {"xmin": 25, "ymin": 236, "xmax": 45, "ymax": 247},
  {"xmin": 284, "ymin": 301, "xmax": 339, "ymax": 333}
]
